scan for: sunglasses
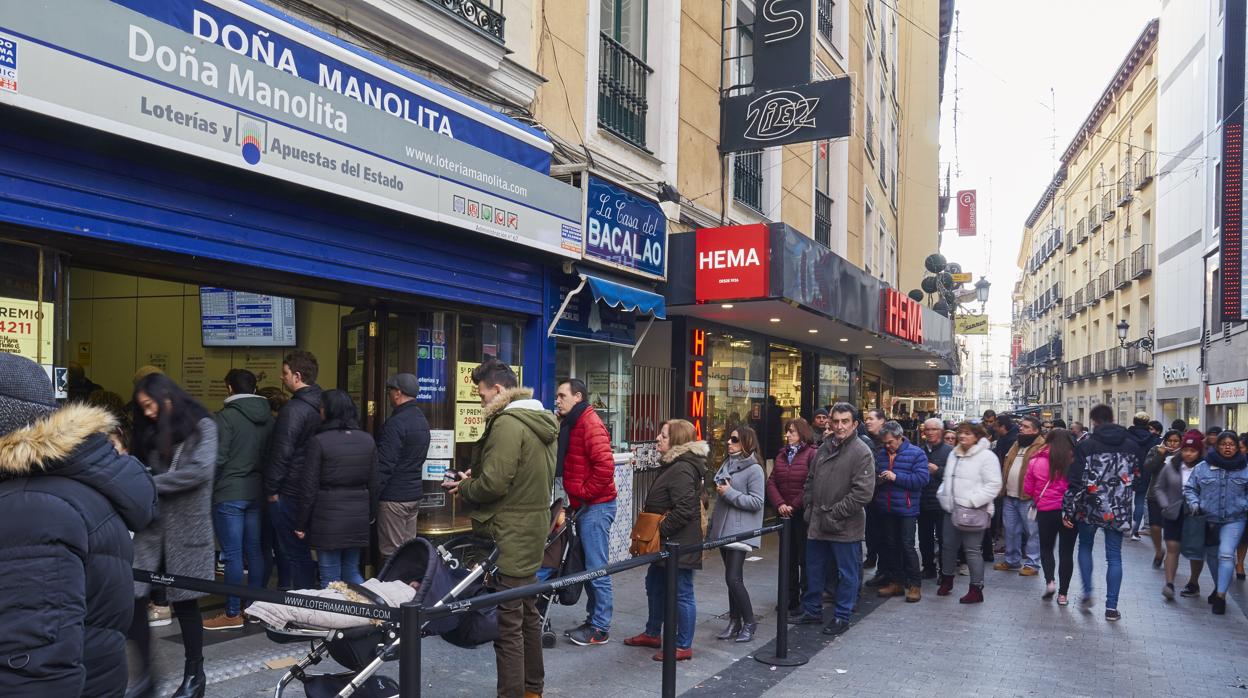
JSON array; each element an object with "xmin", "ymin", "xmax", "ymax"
[{"xmin": 728, "ymin": 436, "xmax": 740, "ymax": 443}]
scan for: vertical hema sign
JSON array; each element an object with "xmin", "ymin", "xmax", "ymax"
[
  {"xmin": 882, "ymin": 288, "xmax": 924, "ymax": 344},
  {"xmin": 720, "ymin": 0, "xmax": 851, "ymax": 153},
  {"xmin": 1222, "ymin": 0, "xmax": 1247, "ymax": 321}
]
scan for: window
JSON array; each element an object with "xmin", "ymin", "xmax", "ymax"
[
  {"xmin": 815, "ymin": 142, "xmax": 832, "ymax": 247},
  {"xmin": 864, "ymin": 195, "xmax": 876, "ymax": 274},
  {"xmin": 598, "ymin": 0, "xmax": 652, "ymax": 148},
  {"xmin": 733, "ymin": 149, "xmax": 764, "ymax": 212}
]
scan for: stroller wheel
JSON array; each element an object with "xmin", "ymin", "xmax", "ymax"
[{"xmin": 542, "ymin": 631, "xmax": 556, "ymax": 649}]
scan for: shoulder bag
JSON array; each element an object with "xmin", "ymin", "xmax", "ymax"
[
  {"xmin": 1027, "ymin": 478, "xmax": 1050, "ymax": 522},
  {"xmin": 950, "ymin": 455, "xmax": 992, "ymax": 532},
  {"xmin": 630, "ymin": 512, "xmax": 667, "ymax": 556}
]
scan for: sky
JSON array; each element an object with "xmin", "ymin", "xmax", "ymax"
[{"xmin": 937, "ymin": 0, "xmax": 1160, "ymax": 366}]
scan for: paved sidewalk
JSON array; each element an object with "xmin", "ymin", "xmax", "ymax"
[{"xmin": 150, "ymin": 531, "xmax": 1248, "ymax": 697}]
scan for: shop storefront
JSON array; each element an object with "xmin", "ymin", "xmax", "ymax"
[
  {"xmin": 0, "ymin": 1, "xmax": 586, "ymax": 537},
  {"xmin": 1156, "ymin": 352, "xmax": 1201, "ymax": 429},
  {"xmin": 1206, "ymin": 380, "xmax": 1248, "ymax": 433},
  {"xmin": 665, "ymin": 223, "xmax": 955, "ymax": 470}
]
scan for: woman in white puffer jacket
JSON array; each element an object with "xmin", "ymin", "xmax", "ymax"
[{"xmin": 935, "ymin": 422, "xmax": 1003, "ymax": 604}]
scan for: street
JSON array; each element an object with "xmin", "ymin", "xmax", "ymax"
[{"xmin": 150, "ymin": 533, "xmax": 1248, "ymax": 697}]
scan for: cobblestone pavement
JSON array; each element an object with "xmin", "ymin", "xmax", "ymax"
[{"xmin": 151, "ymin": 531, "xmax": 1248, "ymax": 697}]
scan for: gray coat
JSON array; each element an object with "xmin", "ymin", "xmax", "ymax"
[
  {"xmin": 708, "ymin": 452, "xmax": 766, "ymax": 548},
  {"xmin": 803, "ymin": 435, "xmax": 876, "ymax": 542},
  {"xmin": 133, "ymin": 417, "xmax": 218, "ymax": 602},
  {"xmin": 1153, "ymin": 456, "xmax": 1188, "ymax": 521}
]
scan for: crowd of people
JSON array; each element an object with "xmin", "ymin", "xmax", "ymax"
[{"xmin": 6, "ymin": 342, "xmax": 1248, "ymax": 697}]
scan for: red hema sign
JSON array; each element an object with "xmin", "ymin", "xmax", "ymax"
[
  {"xmin": 695, "ymin": 224, "xmax": 769, "ymax": 301},
  {"xmin": 882, "ymin": 289, "xmax": 924, "ymax": 344},
  {"xmin": 957, "ymin": 190, "xmax": 977, "ymax": 236}
]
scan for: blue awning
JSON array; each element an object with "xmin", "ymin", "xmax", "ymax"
[{"xmin": 584, "ymin": 274, "xmax": 666, "ymax": 319}]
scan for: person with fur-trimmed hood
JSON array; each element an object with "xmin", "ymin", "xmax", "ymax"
[
  {"xmin": 443, "ymin": 358, "xmax": 556, "ymax": 698},
  {"xmin": 0, "ymin": 353, "xmax": 158, "ymax": 698}
]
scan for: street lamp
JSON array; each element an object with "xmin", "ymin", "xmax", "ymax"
[
  {"xmin": 974, "ymin": 276, "xmax": 991, "ymax": 306},
  {"xmin": 1116, "ymin": 320, "xmax": 1155, "ymax": 352}
]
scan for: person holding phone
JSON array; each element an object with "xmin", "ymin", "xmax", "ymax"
[
  {"xmin": 708, "ymin": 426, "xmax": 765, "ymax": 642},
  {"xmin": 1144, "ymin": 430, "xmax": 1183, "ymax": 569}
]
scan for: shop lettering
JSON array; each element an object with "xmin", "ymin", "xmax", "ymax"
[
  {"xmin": 882, "ymin": 288, "xmax": 923, "ymax": 344},
  {"xmin": 0, "ymin": 306, "xmax": 43, "ymax": 319},
  {"xmin": 698, "ymin": 248, "xmax": 761, "ymax": 271},
  {"xmin": 192, "ymin": 10, "xmax": 299, "ymax": 75},
  {"xmin": 586, "ymin": 193, "xmax": 664, "ymax": 268},
  {"xmin": 689, "ymin": 328, "xmax": 706, "ymax": 440}
]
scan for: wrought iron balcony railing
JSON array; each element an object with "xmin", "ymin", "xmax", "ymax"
[
  {"xmin": 598, "ymin": 33, "xmax": 653, "ymax": 149},
  {"xmin": 427, "ymin": 0, "xmax": 505, "ymax": 43}
]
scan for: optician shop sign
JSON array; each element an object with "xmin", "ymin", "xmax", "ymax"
[
  {"xmin": 0, "ymin": 0, "xmax": 583, "ymax": 258},
  {"xmin": 583, "ymin": 177, "xmax": 667, "ymax": 280},
  {"xmin": 695, "ymin": 224, "xmax": 770, "ymax": 302},
  {"xmin": 1206, "ymin": 380, "xmax": 1248, "ymax": 405}
]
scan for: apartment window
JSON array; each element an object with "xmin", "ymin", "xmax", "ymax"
[
  {"xmin": 864, "ymin": 196, "xmax": 876, "ymax": 274},
  {"xmin": 732, "ymin": 22, "xmax": 754, "ymax": 95},
  {"xmin": 1218, "ymin": 56, "xmax": 1225, "ymax": 120},
  {"xmin": 733, "ymin": 149, "xmax": 764, "ymax": 213},
  {"xmin": 815, "ymin": 141, "xmax": 832, "ymax": 248},
  {"xmin": 817, "ymin": 0, "xmax": 835, "ymax": 45},
  {"xmin": 1216, "ymin": 162, "xmax": 1223, "ymax": 229},
  {"xmin": 598, "ymin": 0, "xmax": 652, "ymax": 149},
  {"xmin": 1141, "ymin": 210, "xmax": 1152, "ymax": 246}
]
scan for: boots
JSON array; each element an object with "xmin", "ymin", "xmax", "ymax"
[
  {"xmin": 171, "ymin": 659, "xmax": 206, "ymax": 698},
  {"xmin": 959, "ymin": 585, "xmax": 984, "ymax": 605},
  {"xmin": 716, "ymin": 617, "xmax": 742, "ymax": 640},
  {"xmin": 936, "ymin": 575, "xmax": 955, "ymax": 597},
  {"xmin": 734, "ymin": 622, "xmax": 757, "ymax": 643}
]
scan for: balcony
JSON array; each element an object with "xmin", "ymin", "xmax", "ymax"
[
  {"xmin": 1130, "ymin": 244, "xmax": 1152, "ymax": 279},
  {"xmin": 1086, "ymin": 279, "xmax": 1099, "ymax": 305},
  {"xmin": 1098, "ymin": 271, "xmax": 1113, "ymax": 299},
  {"xmin": 866, "ymin": 107, "xmax": 876, "ymax": 159},
  {"xmin": 1066, "ymin": 229, "xmax": 1077, "ymax": 253},
  {"xmin": 1081, "ymin": 355, "xmax": 1091, "ymax": 377},
  {"xmin": 733, "ymin": 149, "xmax": 764, "ymax": 212},
  {"xmin": 817, "ymin": 0, "xmax": 836, "ymax": 44},
  {"xmin": 1101, "ymin": 191, "xmax": 1115, "ymax": 220},
  {"xmin": 1076, "ymin": 217, "xmax": 1088, "ymax": 242},
  {"xmin": 598, "ymin": 33, "xmax": 653, "ymax": 149},
  {"xmin": 1123, "ymin": 345, "xmax": 1149, "ymax": 369},
  {"xmin": 1090, "ymin": 204, "xmax": 1103, "ymax": 230},
  {"xmin": 814, "ymin": 191, "xmax": 832, "ymax": 247},
  {"xmin": 1134, "ymin": 152, "xmax": 1153, "ymax": 189},
  {"xmin": 1094, "ymin": 350, "xmax": 1106, "ymax": 375},
  {"xmin": 425, "ymin": 0, "xmax": 506, "ymax": 43},
  {"xmin": 1117, "ymin": 173, "xmax": 1134, "ymax": 206},
  {"xmin": 1114, "ymin": 258, "xmax": 1129, "ymax": 289},
  {"xmin": 1067, "ymin": 359, "xmax": 1080, "ymax": 380}
]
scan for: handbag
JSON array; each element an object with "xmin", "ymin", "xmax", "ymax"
[
  {"xmin": 630, "ymin": 512, "xmax": 667, "ymax": 556},
  {"xmin": 1180, "ymin": 511, "xmax": 1208, "ymax": 560},
  {"xmin": 1027, "ymin": 479, "xmax": 1050, "ymax": 522},
  {"xmin": 950, "ymin": 456, "xmax": 992, "ymax": 532}
]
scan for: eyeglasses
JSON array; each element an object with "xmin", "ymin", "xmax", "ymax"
[{"xmin": 728, "ymin": 436, "xmax": 740, "ymax": 443}]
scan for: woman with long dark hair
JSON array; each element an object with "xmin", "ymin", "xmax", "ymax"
[
  {"xmin": 1024, "ymin": 428, "xmax": 1078, "ymax": 605},
  {"xmin": 708, "ymin": 425, "xmax": 765, "ymax": 642},
  {"xmin": 127, "ymin": 373, "xmax": 218, "ymax": 698},
  {"xmin": 293, "ymin": 389, "xmax": 376, "ymax": 586}
]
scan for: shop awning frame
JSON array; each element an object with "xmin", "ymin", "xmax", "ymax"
[{"xmin": 547, "ymin": 272, "xmax": 667, "ymax": 355}]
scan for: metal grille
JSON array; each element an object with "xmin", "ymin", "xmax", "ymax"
[
  {"xmin": 428, "ymin": 0, "xmax": 505, "ymax": 42},
  {"xmin": 628, "ymin": 365, "xmax": 671, "ymax": 519},
  {"xmin": 734, "ymin": 149, "xmax": 764, "ymax": 212},
  {"xmin": 817, "ymin": 0, "xmax": 835, "ymax": 43},
  {"xmin": 815, "ymin": 191, "xmax": 832, "ymax": 247},
  {"xmin": 598, "ymin": 33, "xmax": 653, "ymax": 149}
]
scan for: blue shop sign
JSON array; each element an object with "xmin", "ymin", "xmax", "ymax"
[
  {"xmin": 938, "ymin": 375, "xmax": 953, "ymax": 398},
  {"xmin": 583, "ymin": 177, "xmax": 667, "ymax": 279},
  {"xmin": 113, "ymin": 0, "xmax": 553, "ymax": 173},
  {"xmin": 549, "ymin": 275, "xmax": 637, "ymax": 346}
]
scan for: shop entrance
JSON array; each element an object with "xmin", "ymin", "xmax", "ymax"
[{"xmin": 766, "ymin": 344, "xmax": 803, "ymax": 459}]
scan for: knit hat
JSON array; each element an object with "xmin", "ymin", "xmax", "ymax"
[
  {"xmin": 1181, "ymin": 429, "xmax": 1204, "ymax": 450},
  {"xmin": 813, "ymin": 408, "xmax": 829, "ymax": 417},
  {"xmin": 0, "ymin": 353, "xmax": 57, "ymax": 437}
]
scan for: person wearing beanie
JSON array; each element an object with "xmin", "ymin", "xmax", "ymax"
[
  {"xmin": 1183, "ymin": 430, "xmax": 1248, "ymax": 615},
  {"xmin": 1155, "ymin": 430, "xmax": 1205, "ymax": 600},
  {"xmin": 0, "ymin": 353, "xmax": 158, "ymax": 697}
]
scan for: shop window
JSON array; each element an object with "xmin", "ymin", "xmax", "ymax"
[
  {"xmin": 768, "ymin": 345, "xmax": 803, "ymax": 457},
  {"xmin": 556, "ymin": 342, "xmax": 634, "ymax": 451},
  {"xmin": 705, "ymin": 333, "xmax": 766, "ymax": 468},
  {"xmin": 0, "ymin": 241, "xmax": 55, "ymax": 367},
  {"xmin": 817, "ymin": 355, "xmax": 851, "ymax": 410}
]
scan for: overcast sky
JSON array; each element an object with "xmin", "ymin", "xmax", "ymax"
[{"xmin": 937, "ymin": 0, "xmax": 1160, "ymax": 362}]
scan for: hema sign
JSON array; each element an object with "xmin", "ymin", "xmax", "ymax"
[
  {"xmin": 720, "ymin": 0, "xmax": 851, "ymax": 153},
  {"xmin": 695, "ymin": 224, "xmax": 770, "ymax": 301}
]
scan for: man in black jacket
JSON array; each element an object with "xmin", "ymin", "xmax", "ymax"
[
  {"xmin": 265, "ymin": 350, "xmax": 323, "ymax": 589},
  {"xmin": 984, "ymin": 416, "xmax": 1018, "ymax": 562},
  {"xmin": 918, "ymin": 417, "xmax": 952, "ymax": 578},
  {"xmin": 376, "ymin": 373, "xmax": 431, "ymax": 559}
]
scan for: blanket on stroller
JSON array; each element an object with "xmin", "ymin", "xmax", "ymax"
[{"xmin": 245, "ymin": 580, "xmax": 417, "ymax": 629}]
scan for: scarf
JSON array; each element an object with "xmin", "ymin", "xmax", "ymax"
[
  {"xmin": 1206, "ymin": 446, "xmax": 1248, "ymax": 472},
  {"xmin": 556, "ymin": 401, "xmax": 589, "ymax": 478},
  {"xmin": 785, "ymin": 443, "xmax": 800, "ymax": 464},
  {"xmin": 1018, "ymin": 433, "xmax": 1038, "ymax": 448}
]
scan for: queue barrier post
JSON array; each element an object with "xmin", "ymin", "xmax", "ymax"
[
  {"xmin": 399, "ymin": 601, "xmax": 423, "ymax": 698},
  {"xmin": 755, "ymin": 516, "xmax": 808, "ymax": 667},
  {"xmin": 661, "ymin": 541, "xmax": 680, "ymax": 698}
]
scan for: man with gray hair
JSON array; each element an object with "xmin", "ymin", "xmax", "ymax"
[
  {"xmin": 918, "ymin": 417, "xmax": 952, "ymax": 578},
  {"xmin": 873, "ymin": 420, "xmax": 930, "ymax": 601}
]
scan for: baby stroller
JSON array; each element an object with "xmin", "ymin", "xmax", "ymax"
[
  {"xmin": 537, "ymin": 498, "xmax": 587, "ymax": 648},
  {"xmin": 264, "ymin": 535, "xmax": 499, "ymax": 698}
]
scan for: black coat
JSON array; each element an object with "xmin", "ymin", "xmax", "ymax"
[
  {"xmin": 265, "ymin": 384, "xmax": 323, "ymax": 499},
  {"xmin": 993, "ymin": 427, "xmax": 1018, "ymax": 468},
  {"xmin": 376, "ymin": 400, "xmax": 431, "ymax": 502},
  {"xmin": 294, "ymin": 425, "xmax": 377, "ymax": 551},
  {"xmin": 0, "ymin": 404, "xmax": 158, "ymax": 698},
  {"xmin": 919, "ymin": 441, "xmax": 952, "ymax": 512},
  {"xmin": 644, "ymin": 441, "xmax": 708, "ymax": 570}
]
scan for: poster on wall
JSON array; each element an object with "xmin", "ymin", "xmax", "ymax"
[
  {"xmin": 0, "ymin": 296, "xmax": 54, "ymax": 363},
  {"xmin": 415, "ymin": 326, "xmax": 448, "ymax": 402},
  {"xmin": 429, "ymin": 430, "xmax": 455, "ymax": 459},
  {"xmin": 455, "ymin": 402, "xmax": 486, "ymax": 442}
]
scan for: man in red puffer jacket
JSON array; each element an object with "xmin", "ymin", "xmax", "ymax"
[{"xmin": 554, "ymin": 378, "xmax": 619, "ymax": 647}]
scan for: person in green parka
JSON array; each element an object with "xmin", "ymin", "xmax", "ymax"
[{"xmin": 444, "ymin": 358, "xmax": 556, "ymax": 698}]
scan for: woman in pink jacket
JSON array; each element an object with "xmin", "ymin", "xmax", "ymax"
[{"xmin": 1024, "ymin": 428, "xmax": 1078, "ymax": 604}]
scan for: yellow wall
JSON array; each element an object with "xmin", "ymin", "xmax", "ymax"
[
  {"xmin": 66, "ymin": 268, "xmax": 350, "ymax": 410},
  {"xmin": 896, "ymin": 0, "xmax": 943, "ymax": 294}
]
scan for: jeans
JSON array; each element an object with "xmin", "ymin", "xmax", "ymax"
[
  {"xmin": 941, "ymin": 515, "xmax": 986, "ymax": 587},
  {"xmin": 1205, "ymin": 519, "xmax": 1248, "ymax": 595},
  {"xmin": 272, "ymin": 495, "xmax": 317, "ymax": 589},
  {"xmin": 1132, "ymin": 491, "xmax": 1148, "ymax": 533},
  {"xmin": 803, "ymin": 539, "xmax": 861, "ymax": 621},
  {"xmin": 1036, "ymin": 509, "xmax": 1078, "ymax": 593},
  {"xmin": 918, "ymin": 509, "xmax": 944, "ymax": 572},
  {"xmin": 492, "ymin": 573, "xmax": 543, "ymax": 698},
  {"xmin": 577, "ymin": 500, "xmax": 616, "ymax": 631},
  {"xmin": 1078, "ymin": 523, "xmax": 1123, "ymax": 609},
  {"xmin": 317, "ymin": 548, "xmax": 364, "ymax": 586},
  {"xmin": 880, "ymin": 515, "xmax": 921, "ymax": 586},
  {"xmin": 644, "ymin": 565, "xmax": 695, "ymax": 649},
  {"xmin": 211, "ymin": 499, "xmax": 265, "ymax": 616},
  {"xmin": 1002, "ymin": 497, "xmax": 1040, "ymax": 569},
  {"xmin": 260, "ymin": 497, "xmax": 285, "ymax": 588}
]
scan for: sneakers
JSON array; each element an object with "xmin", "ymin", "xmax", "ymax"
[
  {"xmin": 203, "ymin": 613, "xmax": 243, "ymax": 631},
  {"xmin": 1152, "ymin": 555, "xmax": 1164, "ymax": 569},
  {"xmin": 568, "ymin": 627, "xmax": 609, "ymax": 646},
  {"xmin": 1130, "ymin": 533, "xmax": 1142, "ymax": 541},
  {"xmin": 651, "ymin": 648, "xmax": 692, "ymax": 662},
  {"xmin": 1019, "ymin": 567, "xmax": 1039, "ymax": 577},
  {"xmin": 1180, "ymin": 582, "xmax": 1201, "ymax": 598},
  {"xmin": 564, "ymin": 622, "xmax": 590, "ymax": 638},
  {"xmin": 1042, "ymin": 581, "xmax": 1056, "ymax": 599},
  {"xmin": 904, "ymin": 585, "xmax": 921, "ymax": 603},
  {"xmin": 622, "ymin": 633, "xmax": 661, "ymax": 648},
  {"xmin": 821, "ymin": 618, "xmax": 851, "ymax": 636},
  {"xmin": 957, "ymin": 563, "xmax": 969, "ymax": 577},
  {"xmin": 1162, "ymin": 583, "xmax": 1175, "ymax": 601},
  {"xmin": 992, "ymin": 561, "xmax": 1019, "ymax": 572},
  {"xmin": 876, "ymin": 583, "xmax": 904, "ymax": 598},
  {"xmin": 147, "ymin": 603, "xmax": 172, "ymax": 627},
  {"xmin": 1213, "ymin": 595, "xmax": 1227, "ymax": 615},
  {"xmin": 1105, "ymin": 608, "xmax": 1121, "ymax": 621},
  {"xmin": 1056, "ymin": 594, "xmax": 1068, "ymax": 606},
  {"xmin": 958, "ymin": 585, "xmax": 984, "ymax": 604},
  {"xmin": 1080, "ymin": 595, "xmax": 1096, "ymax": 611},
  {"xmin": 1208, "ymin": 591, "xmax": 1218, "ymax": 605}
]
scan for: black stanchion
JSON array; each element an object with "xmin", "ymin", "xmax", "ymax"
[
  {"xmin": 399, "ymin": 602, "xmax": 422, "ymax": 698},
  {"xmin": 756, "ymin": 517, "xmax": 808, "ymax": 667},
  {"xmin": 661, "ymin": 541, "xmax": 680, "ymax": 698}
]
